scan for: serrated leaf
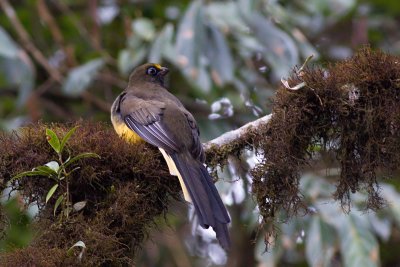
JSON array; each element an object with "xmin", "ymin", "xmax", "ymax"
[
  {"xmin": 67, "ymin": 240, "xmax": 86, "ymax": 256},
  {"xmin": 60, "ymin": 126, "xmax": 78, "ymax": 153},
  {"xmin": 46, "ymin": 128, "xmax": 61, "ymax": 153},
  {"xmin": 46, "ymin": 184, "xmax": 59, "ymax": 203},
  {"xmin": 62, "ymin": 58, "xmax": 105, "ymax": 96},
  {"xmin": 64, "ymin": 152, "xmax": 100, "ymax": 168},
  {"xmin": 73, "ymin": 201, "xmax": 87, "ymax": 212},
  {"xmin": 54, "ymin": 194, "xmax": 64, "ymax": 216}
]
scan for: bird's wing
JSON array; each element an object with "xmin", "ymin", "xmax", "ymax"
[
  {"xmin": 184, "ymin": 112, "xmax": 205, "ymax": 162},
  {"xmin": 119, "ymin": 93, "xmax": 181, "ymax": 153}
]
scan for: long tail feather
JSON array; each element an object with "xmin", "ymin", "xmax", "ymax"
[{"xmin": 170, "ymin": 153, "xmax": 231, "ymax": 250}]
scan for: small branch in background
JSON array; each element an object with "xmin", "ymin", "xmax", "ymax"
[
  {"xmin": 55, "ymin": 1, "xmax": 116, "ymax": 66},
  {"xmin": 81, "ymin": 91, "xmax": 111, "ymax": 112},
  {"xmin": 97, "ymin": 71, "xmax": 127, "ymax": 89},
  {"xmin": 36, "ymin": 0, "xmax": 77, "ymax": 67},
  {"xmin": 204, "ymin": 114, "xmax": 272, "ymax": 150},
  {"xmin": 0, "ymin": 0, "xmax": 62, "ymax": 82},
  {"xmin": 88, "ymin": 0, "xmax": 101, "ymax": 50},
  {"xmin": 37, "ymin": 0, "xmax": 64, "ymax": 46}
]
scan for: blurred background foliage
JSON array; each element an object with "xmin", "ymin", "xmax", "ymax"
[{"xmin": 1, "ymin": 0, "xmax": 400, "ymax": 266}]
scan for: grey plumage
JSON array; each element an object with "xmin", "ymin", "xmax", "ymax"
[{"xmin": 111, "ymin": 63, "xmax": 231, "ymax": 249}]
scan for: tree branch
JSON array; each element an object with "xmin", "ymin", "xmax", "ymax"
[
  {"xmin": 0, "ymin": 0, "xmax": 63, "ymax": 82},
  {"xmin": 204, "ymin": 114, "xmax": 272, "ymax": 149}
]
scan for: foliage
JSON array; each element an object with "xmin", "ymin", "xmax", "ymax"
[
  {"xmin": 12, "ymin": 126, "xmax": 99, "ymax": 219},
  {"xmin": 0, "ymin": 197, "xmax": 33, "ymax": 252}
]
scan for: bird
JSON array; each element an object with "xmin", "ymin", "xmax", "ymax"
[{"xmin": 110, "ymin": 63, "xmax": 231, "ymax": 249}]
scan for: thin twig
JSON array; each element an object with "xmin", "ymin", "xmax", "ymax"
[
  {"xmin": 37, "ymin": 0, "xmax": 64, "ymax": 46},
  {"xmin": 81, "ymin": 91, "xmax": 111, "ymax": 112},
  {"xmin": 55, "ymin": 1, "xmax": 116, "ymax": 66},
  {"xmin": 0, "ymin": 0, "xmax": 63, "ymax": 82}
]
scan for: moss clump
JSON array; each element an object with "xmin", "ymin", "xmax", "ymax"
[
  {"xmin": 253, "ymin": 47, "xmax": 400, "ymax": 222},
  {"xmin": 207, "ymin": 47, "xmax": 400, "ymax": 225},
  {"xmin": 0, "ymin": 122, "xmax": 181, "ymax": 266}
]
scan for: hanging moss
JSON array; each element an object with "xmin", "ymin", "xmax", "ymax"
[{"xmin": 207, "ymin": 47, "xmax": 400, "ymax": 224}]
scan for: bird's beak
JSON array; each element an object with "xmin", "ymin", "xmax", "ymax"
[{"xmin": 159, "ymin": 67, "xmax": 169, "ymax": 76}]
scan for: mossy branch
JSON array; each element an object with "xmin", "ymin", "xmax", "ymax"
[{"xmin": 1, "ymin": 47, "xmax": 400, "ymax": 265}]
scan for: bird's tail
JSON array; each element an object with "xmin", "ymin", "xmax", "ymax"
[{"xmin": 170, "ymin": 152, "xmax": 231, "ymax": 250}]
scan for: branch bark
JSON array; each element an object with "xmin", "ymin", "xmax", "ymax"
[{"xmin": 204, "ymin": 114, "xmax": 272, "ymax": 150}]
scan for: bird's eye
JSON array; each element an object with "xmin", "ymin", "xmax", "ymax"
[{"xmin": 146, "ymin": 67, "xmax": 158, "ymax": 76}]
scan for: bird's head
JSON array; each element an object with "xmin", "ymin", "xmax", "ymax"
[{"xmin": 128, "ymin": 63, "xmax": 169, "ymax": 87}]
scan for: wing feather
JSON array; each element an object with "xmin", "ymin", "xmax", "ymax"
[{"xmin": 120, "ymin": 95, "xmax": 181, "ymax": 153}]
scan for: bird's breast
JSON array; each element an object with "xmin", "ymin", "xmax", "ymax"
[{"xmin": 111, "ymin": 116, "xmax": 143, "ymax": 143}]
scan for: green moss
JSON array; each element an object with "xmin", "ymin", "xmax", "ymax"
[{"xmin": 0, "ymin": 122, "xmax": 181, "ymax": 266}]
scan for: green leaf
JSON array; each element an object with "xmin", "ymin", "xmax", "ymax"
[
  {"xmin": 132, "ymin": 18, "xmax": 156, "ymax": 41},
  {"xmin": 11, "ymin": 170, "xmax": 49, "ymax": 182},
  {"xmin": 204, "ymin": 23, "xmax": 234, "ymax": 85},
  {"xmin": 46, "ymin": 184, "xmax": 59, "ymax": 204},
  {"xmin": 0, "ymin": 26, "xmax": 19, "ymax": 58},
  {"xmin": 118, "ymin": 47, "xmax": 147, "ymax": 75},
  {"xmin": 67, "ymin": 240, "xmax": 86, "ymax": 256},
  {"xmin": 175, "ymin": 1, "xmax": 211, "ymax": 92},
  {"xmin": 339, "ymin": 214, "xmax": 379, "ymax": 267},
  {"xmin": 0, "ymin": 53, "xmax": 35, "ymax": 106},
  {"xmin": 53, "ymin": 194, "xmax": 64, "ymax": 216},
  {"xmin": 36, "ymin": 165, "xmax": 58, "ymax": 176},
  {"xmin": 381, "ymin": 184, "xmax": 400, "ymax": 228},
  {"xmin": 64, "ymin": 152, "xmax": 100, "ymax": 168},
  {"xmin": 46, "ymin": 128, "xmax": 61, "ymax": 153},
  {"xmin": 62, "ymin": 58, "xmax": 105, "ymax": 96},
  {"xmin": 243, "ymin": 12, "xmax": 299, "ymax": 80},
  {"xmin": 0, "ymin": 197, "xmax": 33, "ymax": 250},
  {"xmin": 305, "ymin": 215, "xmax": 336, "ymax": 267},
  {"xmin": 320, "ymin": 204, "xmax": 379, "ymax": 267},
  {"xmin": 148, "ymin": 23, "xmax": 175, "ymax": 63},
  {"xmin": 60, "ymin": 126, "xmax": 78, "ymax": 153},
  {"xmin": 44, "ymin": 161, "xmax": 60, "ymax": 173}
]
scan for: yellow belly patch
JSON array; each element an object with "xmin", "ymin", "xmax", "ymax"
[{"xmin": 113, "ymin": 121, "xmax": 143, "ymax": 143}]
